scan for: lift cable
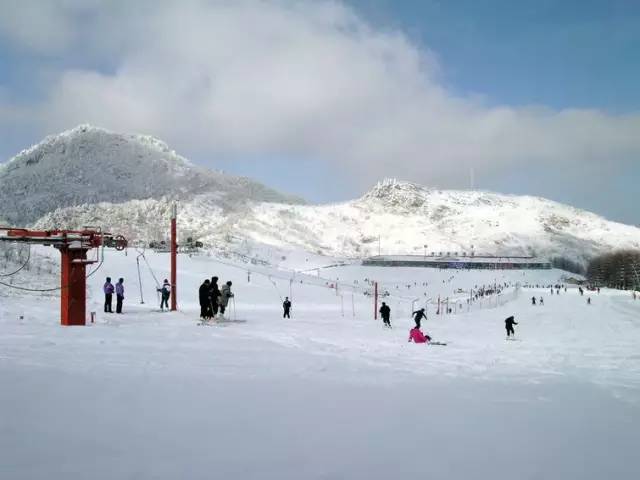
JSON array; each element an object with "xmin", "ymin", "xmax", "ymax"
[{"xmin": 0, "ymin": 244, "xmax": 31, "ymax": 277}]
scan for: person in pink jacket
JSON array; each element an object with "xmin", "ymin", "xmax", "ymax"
[{"xmin": 408, "ymin": 327, "xmax": 431, "ymax": 344}]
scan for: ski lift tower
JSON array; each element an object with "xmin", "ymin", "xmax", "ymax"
[
  {"xmin": 170, "ymin": 203, "xmax": 177, "ymax": 311},
  {"xmin": 0, "ymin": 227, "xmax": 127, "ymax": 325}
]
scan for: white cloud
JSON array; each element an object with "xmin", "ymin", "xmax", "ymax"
[
  {"xmin": 0, "ymin": 0, "xmax": 102, "ymax": 54},
  {"xmin": 2, "ymin": 0, "xmax": 640, "ymax": 191}
]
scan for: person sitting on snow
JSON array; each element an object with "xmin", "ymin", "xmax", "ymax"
[{"xmin": 408, "ymin": 327, "xmax": 431, "ymax": 344}]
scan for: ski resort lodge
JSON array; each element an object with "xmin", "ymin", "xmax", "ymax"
[{"xmin": 362, "ymin": 254, "xmax": 551, "ymax": 270}]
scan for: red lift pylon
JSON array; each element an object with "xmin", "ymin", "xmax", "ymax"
[
  {"xmin": 170, "ymin": 204, "xmax": 177, "ymax": 311},
  {"xmin": 0, "ymin": 227, "xmax": 127, "ymax": 326}
]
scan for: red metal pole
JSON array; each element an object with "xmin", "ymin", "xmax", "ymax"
[
  {"xmin": 374, "ymin": 281, "xmax": 378, "ymax": 320},
  {"xmin": 60, "ymin": 247, "xmax": 87, "ymax": 326},
  {"xmin": 170, "ymin": 204, "xmax": 177, "ymax": 311}
]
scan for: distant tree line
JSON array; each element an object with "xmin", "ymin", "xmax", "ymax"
[
  {"xmin": 551, "ymin": 256, "xmax": 585, "ymax": 275},
  {"xmin": 586, "ymin": 249, "xmax": 640, "ymax": 289}
]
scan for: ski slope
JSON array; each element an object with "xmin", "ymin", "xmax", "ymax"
[{"xmin": 1, "ymin": 249, "xmax": 640, "ymax": 479}]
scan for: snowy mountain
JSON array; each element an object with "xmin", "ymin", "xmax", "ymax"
[
  {"xmin": 235, "ymin": 179, "xmax": 640, "ymax": 262},
  {"xmin": 3, "ymin": 128, "xmax": 639, "ymax": 264},
  {"xmin": 31, "ymin": 176, "xmax": 640, "ymax": 265},
  {"xmin": 0, "ymin": 125, "xmax": 302, "ymax": 225}
]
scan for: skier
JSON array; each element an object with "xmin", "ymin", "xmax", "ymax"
[
  {"xmin": 408, "ymin": 326, "xmax": 431, "ymax": 344},
  {"xmin": 412, "ymin": 308, "xmax": 426, "ymax": 328},
  {"xmin": 531, "ymin": 296, "xmax": 536, "ymax": 305},
  {"xmin": 379, "ymin": 302, "xmax": 391, "ymax": 328},
  {"xmin": 218, "ymin": 281, "xmax": 234, "ymax": 316},
  {"xmin": 505, "ymin": 315, "xmax": 518, "ymax": 337},
  {"xmin": 550, "ymin": 288, "xmax": 554, "ymax": 295},
  {"xmin": 539, "ymin": 296, "xmax": 544, "ymax": 305},
  {"xmin": 199, "ymin": 279, "xmax": 211, "ymax": 319},
  {"xmin": 158, "ymin": 279, "xmax": 170, "ymax": 311},
  {"xmin": 115, "ymin": 278, "xmax": 125, "ymax": 314},
  {"xmin": 283, "ymin": 296, "xmax": 292, "ymax": 318},
  {"xmin": 209, "ymin": 276, "xmax": 220, "ymax": 317},
  {"xmin": 103, "ymin": 277, "xmax": 114, "ymax": 313},
  {"xmin": 587, "ymin": 297, "xmax": 591, "ymax": 305}
]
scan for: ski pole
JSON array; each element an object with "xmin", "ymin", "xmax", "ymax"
[{"xmin": 232, "ymin": 296, "xmax": 237, "ymax": 320}]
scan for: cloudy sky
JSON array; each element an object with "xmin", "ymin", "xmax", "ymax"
[{"xmin": 0, "ymin": 0, "xmax": 639, "ymax": 224}]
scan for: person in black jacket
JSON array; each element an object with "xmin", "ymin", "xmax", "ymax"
[
  {"xmin": 505, "ymin": 315, "xmax": 518, "ymax": 337},
  {"xmin": 379, "ymin": 302, "xmax": 391, "ymax": 327},
  {"xmin": 283, "ymin": 297, "xmax": 292, "ymax": 318},
  {"xmin": 209, "ymin": 276, "xmax": 220, "ymax": 317},
  {"xmin": 199, "ymin": 279, "xmax": 211, "ymax": 319},
  {"xmin": 412, "ymin": 308, "xmax": 426, "ymax": 328}
]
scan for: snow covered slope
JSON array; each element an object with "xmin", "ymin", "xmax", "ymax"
[
  {"xmin": 2, "ymin": 249, "xmax": 640, "ymax": 479},
  {"xmin": 0, "ymin": 125, "xmax": 302, "ymax": 225}
]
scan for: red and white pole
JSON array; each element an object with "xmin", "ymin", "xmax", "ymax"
[
  {"xmin": 170, "ymin": 203, "xmax": 177, "ymax": 311},
  {"xmin": 374, "ymin": 281, "xmax": 378, "ymax": 320}
]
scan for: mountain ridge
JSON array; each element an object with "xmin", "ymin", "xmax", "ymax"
[
  {"xmin": 0, "ymin": 125, "xmax": 304, "ymax": 225},
  {"xmin": 4, "ymin": 127, "xmax": 640, "ymax": 264}
]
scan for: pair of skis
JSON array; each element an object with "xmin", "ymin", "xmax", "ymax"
[{"xmin": 197, "ymin": 317, "xmax": 225, "ymax": 326}]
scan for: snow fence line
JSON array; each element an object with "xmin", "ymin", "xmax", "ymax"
[{"xmin": 427, "ymin": 285, "xmax": 521, "ymax": 316}]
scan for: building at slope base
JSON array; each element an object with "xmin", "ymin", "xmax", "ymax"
[{"xmin": 362, "ymin": 255, "xmax": 551, "ymax": 270}]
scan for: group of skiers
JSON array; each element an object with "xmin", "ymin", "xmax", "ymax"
[
  {"xmin": 378, "ymin": 298, "xmax": 521, "ymax": 345},
  {"xmin": 103, "ymin": 277, "xmax": 171, "ymax": 313},
  {"xmin": 378, "ymin": 302, "xmax": 436, "ymax": 343},
  {"xmin": 198, "ymin": 277, "xmax": 234, "ymax": 320}
]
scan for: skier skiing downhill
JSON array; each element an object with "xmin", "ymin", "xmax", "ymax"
[
  {"xmin": 283, "ymin": 297, "xmax": 292, "ymax": 318},
  {"xmin": 505, "ymin": 316, "xmax": 518, "ymax": 337},
  {"xmin": 379, "ymin": 302, "xmax": 391, "ymax": 328},
  {"xmin": 218, "ymin": 281, "xmax": 234, "ymax": 316},
  {"xmin": 158, "ymin": 279, "xmax": 170, "ymax": 311},
  {"xmin": 103, "ymin": 277, "xmax": 114, "ymax": 313},
  {"xmin": 412, "ymin": 308, "xmax": 427, "ymax": 328},
  {"xmin": 531, "ymin": 296, "xmax": 536, "ymax": 305}
]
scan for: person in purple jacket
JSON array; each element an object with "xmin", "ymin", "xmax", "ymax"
[
  {"xmin": 104, "ymin": 277, "xmax": 115, "ymax": 313},
  {"xmin": 115, "ymin": 278, "xmax": 125, "ymax": 314}
]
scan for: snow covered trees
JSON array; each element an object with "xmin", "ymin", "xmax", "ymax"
[{"xmin": 587, "ymin": 249, "xmax": 640, "ymax": 289}]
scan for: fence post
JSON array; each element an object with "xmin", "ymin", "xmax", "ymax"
[{"xmin": 374, "ymin": 282, "xmax": 378, "ymax": 320}]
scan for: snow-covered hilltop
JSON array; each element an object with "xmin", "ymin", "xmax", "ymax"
[
  {"xmin": 0, "ymin": 125, "xmax": 302, "ymax": 225},
  {"xmin": 236, "ymin": 179, "xmax": 640, "ymax": 262},
  {"xmin": 2, "ymin": 128, "xmax": 639, "ymax": 263}
]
